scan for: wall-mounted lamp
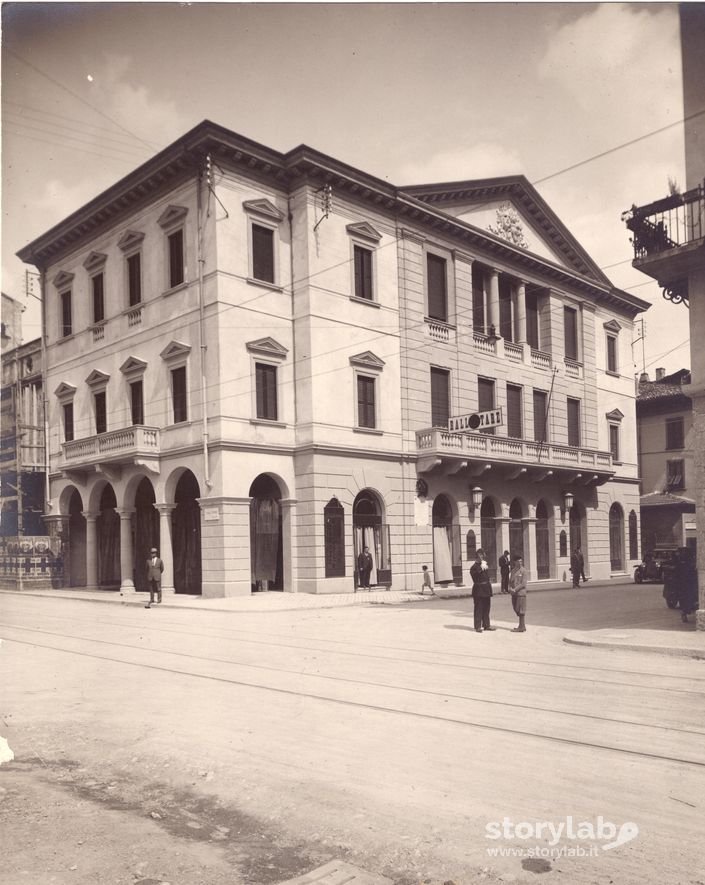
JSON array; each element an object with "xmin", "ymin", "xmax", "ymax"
[
  {"xmin": 471, "ymin": 486, "xmax": 483, "ymax": 509},
  {"xmin": 563, "ymin": 491, "xmax": 574, "ymax": 513}
]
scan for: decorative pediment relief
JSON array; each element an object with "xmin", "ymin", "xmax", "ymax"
[
  {"xmin": 606, "ymin": 408, "xmax": 624, "ymax": 422},
  {"xmin": 160, "ymin": 340, "xmax": 192, "ymax": 362},
  {"xmin": 242, "ymin": 198, "xmax": 284, "ymax": 222},
  {"xmin": 603, "ymin": 319, "xmax": 622, "ymax": 334},
  {"xmin": 245, "ymin": 337, "xmax": 288, "ymax": 359},
  {"xmin": 119, "ymin": 356, "xmax": 148, "ymax": 376},
  {"xmin": 52, "ymin": 271, "xmax": 75, "ymax": 290},
  {"xmin": 346, "ymin": 221, "xmax": 382, "ymax": 243},
  {"xmin": 157, "ymin": 205, "xmax": 188, "ymax": 229},
  {"xmin": 82, "ymin": 251, "xmax": 108, "ymax": 273},
  {"xmin": 117, "ymin": 229, "xmax": 145, "ymax": 253},
  {"xmin": 54, "ymin": 382, "xmax": 77, "ymax": 399},
  {"xmin": 85, "ymin": 369, "xmax": 110, "ymax": 388},
  {"xmin": 349, "ymin": 351, "xmax": 386, "ymax": 371}
]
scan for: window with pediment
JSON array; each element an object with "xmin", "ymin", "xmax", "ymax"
[
  {"xmin": 246, "ymin": 337, "xmax": 288, "ymax": 424},
  {"xmin": 347, "ymin": 222, "xmax": 381, "ymax": 303},
  {"xmin": 243, "ymin": 199, "xmax": 284, "ymax": 286},
  {"xmin": 350, "ymin": 351, "xmax": 385, "ymax": 431},
  {"xmin": 158, "ymin": 205, "xmax": 188, "ymax": 290},
  {"xmin": 118, "ymin": 230, "xmax": 145, "ymax": 307}
]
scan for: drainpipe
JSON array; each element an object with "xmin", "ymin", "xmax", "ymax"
[
  {"xmin": 197, "ymin": 160, "xmax": 212, "ymax": 490},
  {"xmin": 287, "ymin": 195, "xmax": 299, "ymax": 430},
  {"xmin": 38, "ymin": 266, "xmax": 51, "ymax": 519}
]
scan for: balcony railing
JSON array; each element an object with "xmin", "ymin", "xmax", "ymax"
[
  {"xmin": 416, "ymin": 427, "xmax": 613, "ymax": 476},
  {"xmin": 623, "ymin": 183, "xmax": 704, "ymax": 260},
  {"xmin": 62, "ymin": 425, "xmax": 160, "ymax": 465}
]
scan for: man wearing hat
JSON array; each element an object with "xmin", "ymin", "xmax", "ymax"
[{"xmin": 145, "ymin": 546, "xmax": 164, "ymax": 608}]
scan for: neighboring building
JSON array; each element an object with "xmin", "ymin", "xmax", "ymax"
[
  {"xmin": 1, "ymin": 292, "xmax": 25, "ymax": 353},
  {"xmin": 637, "ymin": 367, "xmax": 696, "ymax": 551},
  {"xmin": 17, "ymin": 120, "xmax": 648, "ymax": 597},
  {"xmin": 623, "ymin": 4, "xmax": 705, "ymax": 627}
]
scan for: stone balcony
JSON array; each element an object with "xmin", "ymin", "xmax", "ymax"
[
  {"xmin": 60, "ymin": 425, "xmax": 160, "ymax": 480},
  {"xmin": 415, "ymin": 427, "xmax": 614, "ymax": 485}
]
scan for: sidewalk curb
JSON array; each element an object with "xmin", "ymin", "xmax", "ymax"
[{"xmin": 563, "ymin": 632, "xmax": 705, "ymax": 660}]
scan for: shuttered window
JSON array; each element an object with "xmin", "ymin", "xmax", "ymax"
[
  {"xmin": 666, "ymin": 417, "xmax": 684, "ymax": 450},
  {"xmin": 92, "ymin": 274, "xmax": 104, "ymax": 324},
  {"xmin": 63, "ymin": 403, "xmax": 74, "ymax": 442},
  {"xmin": 60, "ymin": 291, "xmax": 72, "ymax": 337},
  {"xmin": 427, "ymin": 253, "xmax": 447, "ymax": 322},
  {"xmin": 252, "ymin": 224, "xmax": 275, "ymax": 283},
  {"xmin": 609, "ymin": 423, "xmax": 620, "ymax": 461},
  {"xmin": 127, "ymin": 253, "xmax": 142, "ymax": 306},
  {"xmin": 567, "ymin": 397, "xmax": 581, "ymax": 447},
  {"xmin": 507, "ymin": 384, "xmax": 523, "ymax": 439},
  {"xmin": 478, "ymin": 377, "xmax": 496, "ymax": 435},
  {"xmin": 472, "ymin": 263, "xmax": 485, "ymax": 333},
  {"xmin": 533, "ymin": 390, "xmax": 548, "ymax": 443},
  {"xmin": 171, "ymin": 366, "xmax": 188, "ymax": 424},
  {"xmin": 354, "ymin": 245, "xmax": 373, "ymax": 300},
  {"xmin": 131, "ymin": 380, "xmax": 144, "ymax": 426},
  {"xmin": 499, "ymin": 277, "xmax": 513, "ymax": 341},
  {"xmin": 430, "ymin": 368, "xmax": 450, "ymax": 428},
  {"xmin": 667, "ymin": 459, "xmax": 685, "ymax": 490},
  {"xmin": 606, "ymin": 335, "xmax": 618, "ymax": 373},
  {"xmin": 564, "ymin": 306, "xmax": 578, "ymax": 360},
  {"xmin": 526, "ymin": 290, "xmax": 539, "ymax": 349},
  {"xmin": 95, "ymin": 391, "xmax": 107, "ymax": 435},
  {"xmin": 168, "ymin": 229, "xmax": 185, "ymax": 288},
  {"xmin": 357, "ymin": 375, "xmax": 376, "ymax": 428},
  {"xmin": 255, "ymin": 363, "xmax": 278, "ymax": 420}
]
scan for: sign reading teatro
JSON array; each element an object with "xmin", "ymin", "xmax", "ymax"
[{"xmin": 448, "ymin": 408, "xmax": 503, "ymax": 432}]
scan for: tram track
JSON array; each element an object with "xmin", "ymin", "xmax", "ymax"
[{"xmin": 3, "ymin": 622, "xmax": 705, "ymax": 769}]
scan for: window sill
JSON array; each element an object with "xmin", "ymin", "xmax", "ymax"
[
  {"xmin": 58, "ymin": 334, "xmax": 75, "ymax": 343},
  {"xmin": 353, "ymin": 426, "xmax": 383, "ymax": 436},
  {"xmin": 349, "ymin": 295, "xmax": 380, "ymax": 308},
  {"xmin": 250, "ymin": 418, "xmax": 286, "ymax": 428},
  {"xmin": 162, "ymin": 281, "xmax": 189, "ymax": 297},
  {"xmin": 247, "ymin": 277, "xmax": 283, "ymax": 293},
  {"xmin": 605, "ymin": 370, "xmax": 620, "ymax": 378},
  {"xmin": 424, "ymin": 316, "xmax": 456, "ymax": 330}
]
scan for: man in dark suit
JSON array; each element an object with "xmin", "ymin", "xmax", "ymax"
[
  {"xmin": 357, "ymin": 547, "xmax": 373, "ymax": 590},
  {"xmin": 498, "ymin": 550, "xmax": 511, "ymax": 593},
  {"xmin": 145, "ymin": 547, "xmax": 164, "ymax": 608},
  {"xmin": 470, "ymin": 549, "xmax": 495, "ymax": 632}
]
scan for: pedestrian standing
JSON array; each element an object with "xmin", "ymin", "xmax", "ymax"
[
  {"xmin": 499, "ymin": 550, "xmax": 511, "ymax": 593},
  {"xmin": 509, "ymin": 555, "xmax": 527, "ymax": 632},
  {"xmin": 577, "ymin": 546, "xmax": 588, "ymax": 582},
  {"xmin": 570, "ymin": 548, "xmax": 581, "ymax": 588},
  {"xmin": 357, "ymin": 546, "xmax": 373, "ymax": 590},
  {"xmin": 470, "ymin": 549, "xmax": 495, "ymax": 633},
  {"xmin": 420, "ymin": 565, "xmax": 434, "ymax": 595},
  {"xmin": 145, "ymin": 547, "xmax": 164, "ymax": 608}
]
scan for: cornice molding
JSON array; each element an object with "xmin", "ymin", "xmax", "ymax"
[{"xmin": 245, "ymin": 337, "xmax": 288, "ymax": 359}]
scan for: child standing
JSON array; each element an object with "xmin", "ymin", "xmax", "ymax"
[{"xmin": 421, "ymin": 565, "xmax": 434, "ymax": 594}]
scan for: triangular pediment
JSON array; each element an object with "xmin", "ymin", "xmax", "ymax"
[
  {"xmin": 349, "ymin": 351, "xmax": 385, "ymax": 370},
  {"xmin": 160, "ymin": 340, "xmax": 192, "ymax": 362},
  {"xmin": 85, "ymin": 369, "xmax": 110, "ymax": 387},
  {"xmin": 120, "ymin": 356, "xmax": 148, "ymax": 375},
  {"xmin": 157, "ymin": 205, "xmax": 188, "ymax": 229},
  {"xmin": 606, "ymin": 408, "xmax": 625, "ymax": 422},
  {"xmin": 54, "ymin": 382, "xmax": 77, "ymax": 399},
  {"xmin": 603, "ymin": 319, "xmax": 622, "ymax": 333},
  {"xmin": 401, "ymin": 176, "xmax": 610, "ymax": 284},
  {"xmin": 242, "ymin": 198, "xmax": 284, "ymax": 222},
  {"xmin": 346, "ymin": 221, "xmax": 382, "ymax": 243},
  {"xmin": 52, "ymin": 271, "xmax": 75, "ymax": 290},
  {"xmin": 118, "ymin": 229, "xmax": 145, "ymax": 253},
  {"xmin": 245, "ymin": 337, "xmax": 288, "ymax": 359},
  {"xmin": 82, "ymin": 251, "xmax": 107, "ymax": 273}
]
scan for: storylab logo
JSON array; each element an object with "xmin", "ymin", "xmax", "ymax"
[{"xmin": 485, "ymin": 816, "xmax": 639, "ymax": 858}]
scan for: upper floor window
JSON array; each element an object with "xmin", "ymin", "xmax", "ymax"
[
  {"xmin": 526, "ymin": 288, "xmax": 540, "ymax": 349},
  {"xmin": 130, "ymin": 379, "xmax": 144, "ymax": 426},
  {"xmin": 604, "ymin": 320, "xmax": 621, "ymax": 375},
  {"xmin": 243, "ymin": 199, "xmax": 284, "ymax": 287},
  {"xmin": 168, "ymin": 229, "xmax": 185, "ymax": 288},
  {"xmin": 171, "ymin": 366, "xmax": 188, "ymax": 424},
  {"xmin": 567, "ymin": 397, "xmax": 581, "ymax": 447},
  {"xmin": 356, "ymin": 375, "xmax": 377, "ymax": 429},
  {"xmin": 564, "ymin": 306, "xmax": 579, "ymax": 361},
  {"xmin": 60, "ymin": 290, "xmax": 73, "ymax": 338},
  {"xmin": 499, "ymin": 276, "xmax": 513, "ymax": 341},
  {"xmin": 430, "ymin": 367, "xmax": 450, "ymax": 428},
  {"xmin": 63, "ymin": 402, "xmax": 74, "ymax": 442},
  {"xmin": 667, "ymin": 459, "xmax": 685, "ymax": 490},
  {"xmin": 347, "ymin": 222, "xmax": 381, "ymax": 303},
  {"xmin": 472, "ymin": 263, "xmax": 486, "ymax": 334},
  {"xmin": 426, "ymin": 252, "xmax": 448, "ymax": 322},
  {"xmin": 478, "ymin": 377, "xmax": 496, "ymax": 435},
  {"xmin": 255, "ymin": 362, "xmax": 278, "ymax": 421},
  {"xmin": 533, "ymin": 389, "xmax": 548, "ymax": 443},
  {"xmin": 606, "ymin": 407, "xmax": 624, "ymax": 463},
  {"xmin": 94, "ymin": 390, "xmax": 107, "ymax": 435},
  {"xmin": 666, "ymin": 416, "xmax": 684, "ymax": 450},
  {"xmin": 506, "ymin": 383, "xmax": 523, "ymax": 439},
  {"xmin": 353, "ymin": 245, "xmax": 373, "ymax": 301},
  {"xmin": 252, "ymin": 224, "xmax": 275, "ymax": 284},
  {"xmin": 92, "ymin": 273, "xmax": 105, "ymax": 324},
  {"xmin": 127, "ymin": 253, "xmax": 142, "ymax": 306},
  {"xmin": 609, "ymin": 423, "xmax": 620, "ymax": 462}
]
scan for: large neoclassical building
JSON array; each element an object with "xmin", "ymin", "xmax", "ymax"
[{"xmin": 18, "ymin": 121, "xmax": 649, "ymax": 597}]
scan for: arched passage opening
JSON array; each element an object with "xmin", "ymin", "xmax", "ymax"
[
  {"xmin": 172, "ymin": 471, "xmax": 202, "ymax": 595},
  {"xmin": 97, "ymin": 485, "xmax": 120, "ymax": 589},
  {"xmin": 432, "ymin": 494, "xmax": 461, "ymax": 585},
  {"xmin": 67, "ymin": 489, "xmax": 86, "ymax": 587},
  {"xmin": 134, "ymin": 477, "xmax": 159, "ymax": 592},
  {"xmin": 353, "ymin": 490, "xmax": 391, "ymax": 589},
  {"xmin": 609, "ymin": 503, "xmax": 625, "ymax": 571},
  {"xmin": 480, "ymin": 498, "xmax": 498, "ymax": 581},
  {"xmin": 535, "ymin": 499, "xmax": 551, "ymax": 579},
  {"xmin": 250, "ymin": 474, "xmax": 283, "ymax": 592}
]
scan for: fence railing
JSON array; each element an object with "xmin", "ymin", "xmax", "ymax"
[{"xmin": 623, "ymin": 183, "xmax": 704, "ymax": 259}]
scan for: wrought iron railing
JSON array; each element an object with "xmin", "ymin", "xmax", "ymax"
[{"xmin": 623, "ymin": 183, "xmax": 704, "ymax": 259}]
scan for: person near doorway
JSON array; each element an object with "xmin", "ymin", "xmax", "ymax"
[
  {"xmin": 570, "ymin": 547, "xmax": 583, "ymax": 588},
  {"xmin": 357, "ymin": 546, "xmax": 374, "ymax": 590},
  {"xmin": 577, "ymin": 546, "xmax": 588, "ymax": 582},
  {"xmin": 420, "ymin": 564, "xmax": 434, "ymax": 595},
  {"xmin": 509, "ymin": 555, "xmax": 527, "ymax": 632},
  {"xmin": 145, "ymin": 547, "xmax": 164, "ymax": 608},
  {"xmin": 470, "ymin": 549, "xmax": 495, "ymax": 633},
  {"xmin": 499, "ymin": 550, "xmax": 511, "ymax": 593}
]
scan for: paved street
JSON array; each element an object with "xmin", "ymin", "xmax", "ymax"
[{"xmin": 1, "ymin": 581, "xmax": 703, "ymax": 885}]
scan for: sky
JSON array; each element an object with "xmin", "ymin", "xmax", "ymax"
[{"xmin": 1, "ymin": 1, "xmax": 691, "ymax": 376}]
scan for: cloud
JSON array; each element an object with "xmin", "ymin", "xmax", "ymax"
[{"xmin": 397, "ymin": 142, "xmax": 525, "ymax": 185}]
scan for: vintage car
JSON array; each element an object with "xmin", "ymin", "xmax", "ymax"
[{"xmin": 633, "ymin": 547, "xmax": 676, "ymax": 584}]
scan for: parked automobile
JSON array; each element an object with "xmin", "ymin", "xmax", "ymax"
[{"xmin": 633, "ymin": 547, "xmax": 676, "ymax": 584}]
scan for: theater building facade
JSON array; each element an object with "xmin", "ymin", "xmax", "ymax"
[{"xmin": 18, "ymin": 121, "xmax": 648, "ymax": 597}]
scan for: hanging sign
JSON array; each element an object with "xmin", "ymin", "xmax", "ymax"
[{"xmin": 448, "ymin": 408, "xmax": 503, "ymax": 432}]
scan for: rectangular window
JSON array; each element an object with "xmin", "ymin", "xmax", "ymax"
[
  {"xmin": 667, "ymin": 459, "xmax": 685, "ymax": 490},
  {"xmin": 526, "ymin": 290, "xmax": 539, "ymax": 349},
  {"xmin": 427, "ymin": 253, "xmax": 448, "ymax": 322},
  {"xmin": 63, "ymin": 403, "xmax": 74, "ymax": 442},
  {"xmin": 92, "ymin": 274, "xmax": 104, "ymax": 324},
  {"xmin": 127, "ymin": 253, "xmax": 142, "ymax": 306},
  {"xmin": 255, "ymin": 362, "xmax": 278, "ymax": 421},
  {"xmin": 430, "ymin": 367, "xmax": 450, "ymax": 428},
  {"xmin": 171, "ymin": 366, "xmax": 187, "ymax": 423},
  {"xmin": 499, "ymin": 277, "xmax": 513, "ymax": 341},
  {"xmin": 606, "ymin": 334, "xmax": 618, "ymax": 373},
  {"xmin": 130, "ymin": 380, "xmax": 144, "ymax": 426},
  {"xmin": 666, "ymin": 416, "xmax": 684, "ymax": 450},
  {"xmin": 507, "ymin": 384, "xmax": 523, "ymax": 439},
  {"xmin": 533, "ymin": 390, "xmax": 548, "ymax": 443},
  {"xmin": 94, "ymin": 391, "xmax": 107, "ymax": 435},
  {"xmin": 60, "ymin": 291, "xmax": 72, "ymax": 337},
  {"xmin": 609, "ymin": 424, "xmax": 620, "ymax": 461},
  {"xmin": 567, "ymin": 398, "xmax": 581, "ymax": 447},
  {"xmin": 478, "ymin": 377, "xmax": 496, "ymax": 435},
  {"xmin": 472, "ymin": 263, "xmax": 485, "ymax": 333},
  {"xmin": 168, "ymin": 228, "xmax": 185, "ymax": 288},
  {"xmin": 353, "ymin": 245, "xmax": 373, "ymax": 300},
  {"xmin": 564, "ymin": 306, "xmax": 578, "ymax": 360},
  {"xmin": 252, "ymin": 224, "xmax": 275, "ymax": 283},
  {"xmin": 356, "ymin": 375, "xmax": 376, "ymax": 429}
]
